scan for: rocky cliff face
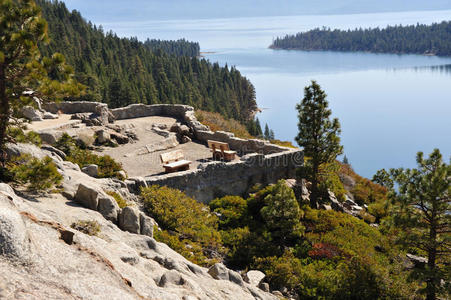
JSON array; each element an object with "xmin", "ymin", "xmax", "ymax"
[{"xmin": 0, "ymin": 145, "xmax": 275, "ymax": 300}]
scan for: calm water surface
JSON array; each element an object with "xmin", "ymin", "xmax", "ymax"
[{"xmin": 102, "ymin": 10, "xmax": 451, "ymax": 177}]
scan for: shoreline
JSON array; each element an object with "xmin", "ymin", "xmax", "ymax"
[{"xmin": 268, "ymin": 45, "xmax": 441, "ymax": 57}]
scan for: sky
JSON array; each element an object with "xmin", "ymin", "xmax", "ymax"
[{"xmin": 61, "ymin": 0, "xmax": 451, "ymax": 22}]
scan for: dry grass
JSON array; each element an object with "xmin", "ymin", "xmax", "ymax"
[{"xmin": 195, "ymin": 110, "xmax": 253, "ymax": 139}]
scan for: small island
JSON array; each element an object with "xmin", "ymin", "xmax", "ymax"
[{"xmin": 270, "ymin": 21, "xmax": 451, "ymax": 56}]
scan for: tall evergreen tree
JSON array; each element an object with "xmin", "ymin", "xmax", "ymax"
[
  {"xmin": 269, "ymin": 129, "xmax": 275, "ymax": 140},
  {"xmin": 264, "ymin": 123, "xmax": 270, "ymax": 140},
  {"xmin": 0, "ymin": 0, "xmax": 81, "ymax": 163},
  {"xmin": 295, "ymin": 80, "xmax": 343, "ymax": 208},
  {"xmin": 34, "ymin": 0, "xmax": 257, "ymax": 123},
  {"xmin": 343, "ymin": 155, "xmax": 349, "ymax": 165},
  {"xmin": 255, "ymin": 118, "xmax": 263, "ymax": 137},
  {"xmin": 383, "ymin": 149, "xmax": 450, "ymax": 300}
]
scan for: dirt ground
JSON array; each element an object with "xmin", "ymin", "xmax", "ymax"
[
  {"xmin": 96, "ymin": 116, "xmax": 214, "ymax": 177},
  {"xmin": 28, "ymin": 114, "xmax": 240, "ymax": 178},
  {"xmin": 27, "ymin": 114, "xmax": 80, "ymax": 131}
]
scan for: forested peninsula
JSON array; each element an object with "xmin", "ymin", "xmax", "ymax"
[
  {"xmin": 36, "ymin": 0, "xmax": 257, "ymax": 123},
  {"xmin": 270, "ymin": 21, "xmax": 451, "ymax": 56}
]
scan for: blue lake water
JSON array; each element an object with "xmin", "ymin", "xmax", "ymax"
[{"xmin": 98, "ymin": 10, "xmax": 451, "ymax": 177}]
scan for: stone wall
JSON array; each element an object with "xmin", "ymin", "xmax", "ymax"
[
  {"xmin": 111, "ymin": 103, "xmax": 293, "ymax": 155},
  {"xmin": 43, "ymin": 101, "xmax": 114, "ymax": 125},
  {"xmin": 43, "ymin": 102, "xmax": 303, "ymax": 201},
  {"xmin": 126, "ymin": 149, "xmax": 303, "ymax": 203}
]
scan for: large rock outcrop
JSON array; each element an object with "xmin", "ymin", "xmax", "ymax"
[{"xmin": 0, "ymin": 185, "xmax": 276, "ymax": 299}]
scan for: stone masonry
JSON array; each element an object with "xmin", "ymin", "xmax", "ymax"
[{"xmin": 44, "ymin": 102, "xmax": 303, "ymax": 202}]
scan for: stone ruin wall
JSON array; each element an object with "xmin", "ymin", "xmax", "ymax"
[{"xmin": 45, "ymin": 102, "xmax": 303, "ymax": 202}]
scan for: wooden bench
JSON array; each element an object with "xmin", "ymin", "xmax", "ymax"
[
  {"xmin": 207, "ymin": 140, "xmax": 237, "ymax": 161},
  {"xmin": 160, "ymin": 150, "xmax": 191, "ymax": 173}
]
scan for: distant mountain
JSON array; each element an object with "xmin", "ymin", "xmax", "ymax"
[{"xmin": 61, "ymin": 0, "xmax": 451, "ymax": 21}]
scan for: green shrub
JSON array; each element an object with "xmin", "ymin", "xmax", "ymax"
[
  {"xmin": 54, "ymin": 133, "xmax": 77, "ymax": 156},
  {"xmin": 71, "ymin": 220, "xmax": 101, "ymax": 236},
  {"xmin": 55, "ymin": 133, "xmax": 124, "ymax": 180},
  {"xmin": 154, "ymin": 228, "xmax": 219, "ymax": 266},
  {"xmin": 358, "ymin": 210, "xmax": 377, "ymax": 224},
  {"xmin": 105, "ymin": 190, "xmax": 128, "ymax": 208},
  {"xmin": 10, "ymin": 154, "xmax": 62, "ymax": 190},
  {"xmin": 340, "ymin": 163, "xmax": 388, "ymax": 206},
  {"xmin": 7, "ymin": 127, "xmax": 42, "ymax": 146},
  {"xmin": 209, "ymin": 195, "xmax": 247, "ymax": 229},
  {"xmin": 141, "ymin": 185, "xmax": 223, "ymax": 266}
]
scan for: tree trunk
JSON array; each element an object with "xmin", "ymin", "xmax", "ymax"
[
  {"xmin": 310, "ymin": 161, "xmax": 319, "ymax": 208},
  {"xmin": 426, "ymin": 225, "xmax": 437, "ymax": 300},
  {"xmin": 0, "ymin": 64, "xmax": 9, "ymax": 165}
]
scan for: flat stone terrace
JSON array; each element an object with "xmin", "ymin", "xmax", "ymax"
[{"xmin": 96, "ymin": 116, "xmax": 239, "ymax": 177}]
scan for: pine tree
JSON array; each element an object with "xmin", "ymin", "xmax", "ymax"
[
  {"xmin": 255, "ymin": 118, "xmax": 263, "ymax": 137},
  {"xmin": 264, "ymin": 123, "xmax": 270, "ymax": 140},
  {"xmin": 269, "ymin": 129, "xmax": 275, "ymax": 140},
  {"xmin": 295, "ymin": 80, "xmax": 343, "ymax": 208},
  {"xmin": 384, "ymin": 149, "xmax": 450, "ymax": 300},
  {"xmin": 0, "ymin": 0, "xmax": 82, "ymax": 165},
  {"xmin": 343, "ymin": 155, "xmax": 349, "ymax": 165}
]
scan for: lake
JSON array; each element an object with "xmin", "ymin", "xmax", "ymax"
[{"xmin": 101, "ymin": 10, "xmax": 451, "ymax": 177}]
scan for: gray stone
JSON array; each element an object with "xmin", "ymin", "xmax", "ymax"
[
  {"xmin": 97, "ymin": 195, "xmax": 119, "ymax": 222},
  {"xmin": 43, "ymin": 101, "xmax": 113, "ymax": 125},
  {"xmin": 139, "ymin": 212, "xmax": 155, "ymax": 238},
  {"xmin": 0, "ymin": 206, "xmax": 28, "ymax": 259},
  {"xmin": 180, "ymin": 135, "xmax": 192, "ymax": 144},
  {"xmin": 0, "ymin": 183, "xmax": 15, "ymax": 198},
  {"xmin": 187, "ymin": 263, "xmax": 204, "ymax": 275},
  {"xmin": 38, "ymin": 130, "xmax": 63, "ymax": 145},
  {"xmin": 151, "ymin": 126, "xmax": 171, "ymax": 138},
  {"xmin": 110, "ymin": 132, "xmax": 129, "ymax": 144},
  {"xmin": 158, "ymin": 270, "xmax": 185, "ymax": 287},
  {"xmin": 117, "ymin": 171, "xmax": 127, "ymax": 180},
  {"xmin": 208, "ymin": 263, "xmax": 229, "ymax": 280},
  {"xmin": 32, "ymin": 96, "xmax": 42, "ymax": 111},
  {"xmin": 228, "ymin": 270, "xmax": 244, "ymax": 286},
  {"xmin": 259, "ymin": 282, "xmax": 270, "ymax": 292},
  {"xmin": 82, "ymin": 164, "xmax": 99, "ymax": 178},
  {"xmin": 272, "ymin": 291, "xmax": 283, "ymax": 297},
  {"xmin": 6, "ymin": 143, "xmax": 47, "ymax": 160},
  {"xmin": 178, "ymin": 125, "xmax": 190, "ymax": 135},
  {"xmin": 244, "ymin": 270, "xmax": 266, "ymax": 287},
  {"xmin": 120, "ymin": 255, "xmax": 139, "ymax": 265},
  {"xmin": 21, "ymin": 106, "xmax": 43, "ymax": 121},
  {"xmin": 406, "ymin": 253, "xmax": 428, "ymax": 268},
  {"xmin": 96, "ymin": 130, "xmax": 111, "ymax": 144},
  {"xmin": 170, "ymin": 122, "xmax": 181, "ymax": 133},
  {"xmin": 119, "ymin": 206, "xmax": 140, "ymax": 234},
  {"xmin": 320, "ymin": 204, "xmax": 332, "ymax": 210},
  {"xmin": 41, "ymin": 145, "xmax": 66, "ymax": 159},
  {"xmin": 43, "ymin": 111, "xmax": 58, "ymax": 119},
  {"xmin": 74, "ymin": 184, "xmax": 99, "ymax": 210}
]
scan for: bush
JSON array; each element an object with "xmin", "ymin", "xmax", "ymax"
[
  {"xmin": 269, "ymin": 139, "xmax": 296, "ymax": 148},
  {"xmin": 141, "ymin": 185, "xmax": 223, "ymax": 266},
  {"xmin": 105, "ymin": 190, "xmax": 128, "ymax": 208},
  {"xmin": 9, "ymin": 154, "xmax": 62, "ymax": 190},
  {"xmin": 55, "ymin": 133, "xmax": 124, "ymax": 180},
  {"xmin": 71, "ymin": 220, "xmax": 101, "ymax": 236},
  {"xmin": 195, "ymin": 110, "xmax": 253, "ymax": 139},
  {"xmin": 7, "ymin": 127, "xmax": 42, "ymax": 146},
  {"xmin": 340, "ymin": 163, "xmax": 388, "ymax": 206},
  {"xmin": 209, "ymin": 195, "xmax": 247, "ymax": 229}
]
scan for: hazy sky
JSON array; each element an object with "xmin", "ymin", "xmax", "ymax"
[{"xmin": 61, "ymin": 0, "xmax": 451, "ymax": 22}]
